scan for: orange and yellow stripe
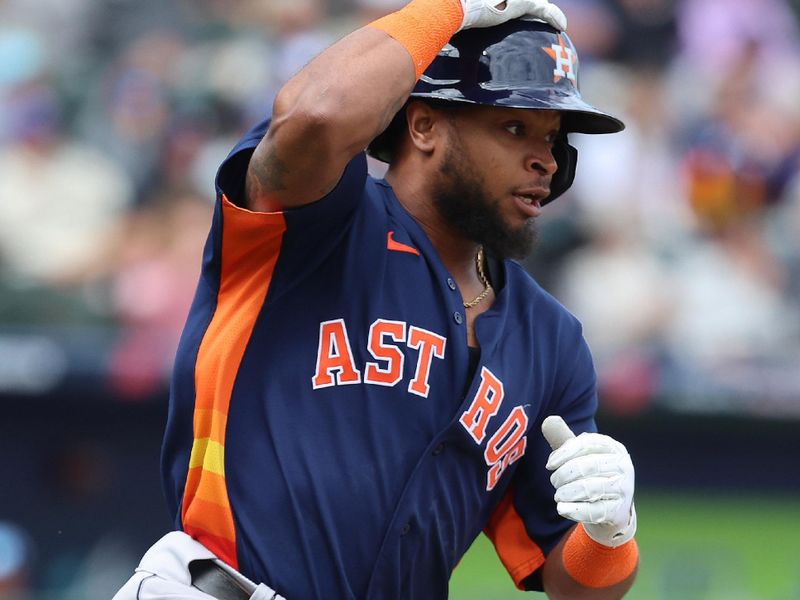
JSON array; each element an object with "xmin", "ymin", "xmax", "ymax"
[{"xmin": 181, "ymin": 196, "xmax": 286, "ymax": 568}]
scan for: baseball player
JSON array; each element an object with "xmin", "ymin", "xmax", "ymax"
[{"xmin": 114, "ymin": 0, "xmax": 638, "ymax": 598}]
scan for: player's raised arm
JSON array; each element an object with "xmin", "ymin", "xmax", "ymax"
[
  {"xmin": 244, "ymin": 26, "xmax": 416, "ymax": 211},
  {"xmin": 245, "ymin": 0, "xmax": 567, "ymax": 212}
]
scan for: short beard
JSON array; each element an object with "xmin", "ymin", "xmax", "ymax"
[{"xmin": 431, "ymin": 137, "xmax": 537, "ymax": 260}]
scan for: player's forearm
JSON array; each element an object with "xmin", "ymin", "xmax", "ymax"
[
  {"xmin": 247, "ymin": 0, "xmax": 464, "ymax": 211},
  {"xmin": 542, "ymin": 525, "xmax": 638, "ymax": 599},
  {"xmin": 272, "ymin": 0, "xmax": 467, "ymax": 152},
  {"xmin": 273, "ymin": 26, "xmax": 417, "ymax": 163},
  {"xmin": 246, "ymin": 27, "xmax": 415, "ymax": 210}
]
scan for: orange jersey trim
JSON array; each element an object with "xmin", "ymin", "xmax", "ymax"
[
  {"xmin": 484, "ymin": 488, "xmax": 546, "ymax": 589},
  {"xmin": 181, "ymin": 195, "xmax": 286, "ymax": 568}
]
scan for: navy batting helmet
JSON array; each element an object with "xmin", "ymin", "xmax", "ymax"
[{"xmin": 368, "ymin": 19, "xmax": 625, "ymax": 204}]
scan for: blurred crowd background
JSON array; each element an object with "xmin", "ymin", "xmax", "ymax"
[{"xmin": 2, "ymin": 0, "xmax": 800, "ymax": 598}]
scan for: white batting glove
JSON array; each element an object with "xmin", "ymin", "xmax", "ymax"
[
  {"xmin": 542, "ymin": 416, "xmax": 637, "ymax": 548},
  {"xmin": 459, "ymin": 0, "xmax": 567, "ymax": 32}
]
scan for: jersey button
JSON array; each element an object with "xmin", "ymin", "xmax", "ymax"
[
  {"xmin": 400, "ymin": 523, "xmax": 411, "ymax": 536},
  {"xmin": 453, "ymin": 311, "xmax": 463, "ymax": 325},
  {"xmin": 447, "ymin": 278, "xmax": 457, "ymax": 291},
  {"xmin": 432, "ymin": 443, "xmax": 445, "ymax": 455}
]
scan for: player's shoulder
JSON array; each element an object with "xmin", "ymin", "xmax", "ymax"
[
  {"xmin": 368, "ymin": 174, "xmax": 398, "ymax": 202},
  {"xmin": 215, "ymin": 118, "xmax": 271, "ymax": 204},
  {"xmin": 364, "ymin": 173, "xmax": 389, "ymax": 201},
  {"xmin": 504, "ymin": 260, "xmax": 585, "ymax": 333},
  {"xmin": 504, "ymin": 261, "xmax": 595, "ymax": 392}
]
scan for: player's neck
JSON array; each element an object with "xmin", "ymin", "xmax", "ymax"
[{"xmin": 386, "ymin": 167, "xmax": 478, "ymax": 281}]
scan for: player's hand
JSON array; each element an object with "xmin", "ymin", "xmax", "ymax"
[
  {"xmin": 541, "ymin": 416, "xmax": 636, "ymax": 548},
  {"xmin": 459, "ymin": 0, "xmax": 567, "ymax": 32}
]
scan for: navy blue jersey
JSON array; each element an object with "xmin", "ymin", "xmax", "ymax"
[{"xmin": 161, "ymin": 119, "xmax": 599, "ymax": 599}]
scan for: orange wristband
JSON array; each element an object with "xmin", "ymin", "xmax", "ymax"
[
  {"xmin": 369, "ymin": 0, "xmax": 464, "ymax": 79},
  {"xmin": 562, "ymin": 525, "xmax": 639, "ymax": 589}
]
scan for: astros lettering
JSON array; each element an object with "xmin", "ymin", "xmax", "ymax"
[
  {"xmin": 313, "ymin": 320, "xmax": 530, "ymax": 493},
  {"xmin": 460, "ymin": 367, "xmax": 529, "ymax": 490},
  {"xmin": 312, "ymin": 318, "xmax": 447, "ymax": 397}
]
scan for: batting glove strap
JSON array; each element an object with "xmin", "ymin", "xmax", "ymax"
[
  {"xmin": 584, "ymin": 502, "xmax": 637, "ymax": 548},
  {"xmin": 459, "ymin": 0, "xmax": 567, "ymax": 31}
]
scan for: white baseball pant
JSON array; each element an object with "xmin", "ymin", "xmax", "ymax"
[{"xmin": 112, "ymin": 531, "xmax": 286, "ymax": 600}]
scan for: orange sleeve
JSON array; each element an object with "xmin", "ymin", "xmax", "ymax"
[{"xmin": 483, "ymin": 489, "xmax": 546, "ymax": 590}]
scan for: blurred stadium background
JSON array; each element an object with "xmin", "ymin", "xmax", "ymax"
[{"xmin": 2, "ymin": 0, "xmax": 800, "ymax": 598}]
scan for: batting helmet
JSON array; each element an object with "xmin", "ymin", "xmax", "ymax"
[{"xmin": 368, "ymin": 19, "xmax": 625, "ymax": 204}]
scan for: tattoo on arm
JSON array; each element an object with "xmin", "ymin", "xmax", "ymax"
[{"xmin": 247, "ymin": 143, "xmax": 289, "ymax": 202}]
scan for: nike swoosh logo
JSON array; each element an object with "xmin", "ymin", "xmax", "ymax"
[{"xmin": 387, "ymin": 231, "xmax": 420, "ymax": 256}]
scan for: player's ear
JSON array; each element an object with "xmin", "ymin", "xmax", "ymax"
[{"xmin": 405, "ymin": 101, "xmax": 446, "ymax": 154}]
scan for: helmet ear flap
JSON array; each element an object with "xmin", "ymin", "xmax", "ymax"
[
  {"xmin": 543, "ymin": 136, "xmax": 577, "ymax": 205},
  {"xmin": 368, "ymin": 109, "xmax": 407, "ymax": 164}
]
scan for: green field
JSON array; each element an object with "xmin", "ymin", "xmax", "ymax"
[{"xmin": 450, "ymin": 493, "xmax": 800, "ymax": 599}]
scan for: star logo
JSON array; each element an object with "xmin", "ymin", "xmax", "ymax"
[{"xmin": 542, "ymin": 34, "xmax": 577, "ymax": 86}]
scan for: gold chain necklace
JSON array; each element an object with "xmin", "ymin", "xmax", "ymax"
[{"xmin": 463, "ymin": 246, "xmax": 493, "ymax": 309}]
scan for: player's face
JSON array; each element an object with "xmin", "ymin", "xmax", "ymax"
[{"xmin": 431, "ymin": 106, "xmax": 561, "ymax": 259}]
